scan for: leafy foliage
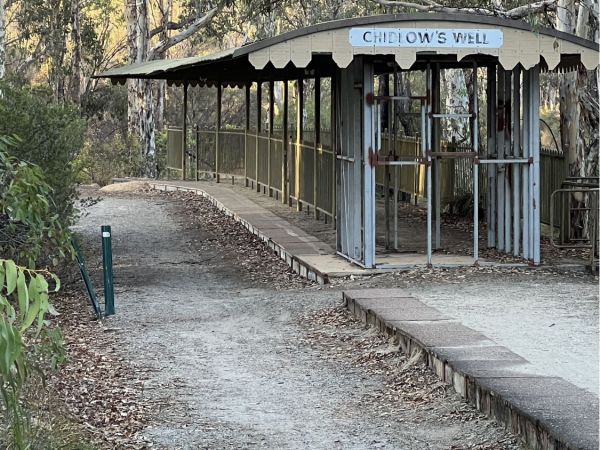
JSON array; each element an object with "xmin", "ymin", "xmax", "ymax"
[
  {"xmin": 0, "ymin": 82, "xmax": 86, "ymax": 225},
  {"xmin": 0, "ymin": 259, "xmax": 66, "ymax": 450},
  {"xmin": 0, "ymin": 135, "xmax": 73, "ymax": 268},
  {"xmin": 75, "ymin": 130, "xmax": 143, "ymax": 186}
]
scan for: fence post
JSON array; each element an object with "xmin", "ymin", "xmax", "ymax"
[
  {"xmin": 296, "ymin": 78, "xmax": 304, "ymax": 211},
  {"xmin": 268, "ymin": 80, "xmax": 274, "ymax": 197},
  {"xmin": 314, "ymin": 77, "xmax": 321, "ymax": 219},
  {"xmin": 282, "ymin": 80, "xmax": 289, "ymax": 204},
  {"xmin": 256, "ymin": 82, "xmax": 261, "ymax": 192},
  {"xmin": 182, "ymin": 81, "xmax": 188, "ymax": 181},
  {"xmin": 331, "ymin": 72, "xmax": 337, "ymax": 228},
  {"xmin": 215, "ymin": 83, "xmax": 222, "ymax": 183},
  {"xmin": 195, "ymin": 125, "xmax": 200, "ymax": 181},
  {"xmin": 101, "ymin": 225, "xmax": 115, "ymax": 316},
  {"xmin": 245, "ymin": 83, "xmax": 250, "ymax": 187}
]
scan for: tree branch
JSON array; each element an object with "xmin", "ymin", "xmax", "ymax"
[
  {"xmin": 149, "ymin": 15, "xmax": 197, "ymax": 39},
  {"xmin": 148, "ymin": 8, "xmax": 217, "ymax": 60},
  {"xmin": 371, "ymin": 0, "xmax": 557, "ymax": 19}
]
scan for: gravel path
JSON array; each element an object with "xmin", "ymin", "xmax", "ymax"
[
  {"xmin": 74, "ymin": 192, "xmax": 521, "ymax": 449},
  {"xmin": 407, "ymin": 275, "xmax": 599, "ymax": 396},
  {"xmin": 330, "ymin": 267, "xmax": 599, "ymax": 397}
]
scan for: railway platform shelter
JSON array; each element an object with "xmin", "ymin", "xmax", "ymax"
[{"xmin": 97, "ymin": 13, "xmax": 599, "ymax": 269}]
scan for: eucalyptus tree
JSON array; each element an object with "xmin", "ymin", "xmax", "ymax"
[{"xmin": 0, "ymin": 0, "xmax": 5, "ymax": 81}]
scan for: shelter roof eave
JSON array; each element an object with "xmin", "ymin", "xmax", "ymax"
[
  {"xmin": 94, "ymin": 12, "xmax": 600, "ymax": 83},
  {"xmin": 94, "ymin": 47, "xmax": 238, "ymax": 81}
]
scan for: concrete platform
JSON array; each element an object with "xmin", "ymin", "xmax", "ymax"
[
  {"xmin": 343, "ymin": 289, "xmax": 600, "ymax": 450},
  {"xmin": 150, "ymin": 181, "xmax": 493, "ymax": 283}
]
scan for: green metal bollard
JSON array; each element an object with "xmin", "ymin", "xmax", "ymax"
[{"xmin": 101, "ymin": 225, "xmax": 115, "ymax": 316}]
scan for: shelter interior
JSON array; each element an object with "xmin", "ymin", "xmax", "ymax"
[{"xmin": 99, "ymin": 14, "xmax": 600, "ymax": 269}]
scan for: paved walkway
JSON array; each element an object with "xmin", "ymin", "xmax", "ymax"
[
  {"xmin": 151, "ymin": 181, "xmax": 480, "ymax": 282},
  {"xmin": 344, "ymin": 289, "xmax": 599, "ymax": 450}
]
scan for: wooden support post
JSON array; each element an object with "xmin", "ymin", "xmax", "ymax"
[
  {"xmin": 296, "ymin": 78, "xmax": 304, "ymax": 211},
  {"xmin": 256, "ymin": 81, "xmax": 261, "ymax": 192},
  {"xmin": 314, "ymin": 77, "xmax": 321, "ymax": 219},
  {"xmin": 215, "ymin": 83, "xmax": 222, "ymax": 183},
  {"xmin": 268, "ymin": 80, "xmax": 274, "ymax": 197},
  {"xmin": 182, "ymin": 81, "xmax": 188, "ymax": 181},
  {"xmin": 282, "ymin": 81, "xmax": 289, "ymax": 204},
  {"xmin": 287, "ymin": 81, "xmax": 294, "ymax": 208},
  {"xmin": 245, "ymin": 83, "xmax": 250, "ymax": 187}
]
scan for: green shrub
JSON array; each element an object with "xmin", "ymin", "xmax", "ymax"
[
  {"xmin": 0, "ymin": 136, "xmax": 72, "ymax": 268},
  {"xmin": 0, "ymin": 82, "xmax": 86, "ymax": 224},
  {"xmin": 75, "ymin": 131, "xmax": 143, "ymax": 186},
  {"xmin": 155, "ymin": 129, "xmax": 168, "ymax": 178},
  {"xmin": 0, "ymin": 259, "xmax": 66, "ymax": 450}
]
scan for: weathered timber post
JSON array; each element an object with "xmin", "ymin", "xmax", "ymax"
[
  {"xmin": 314, "ymin": 77, "xmax": 321, "ymax": 219},
  {"xmin": 215, "ymin": 82, "xmax": 222, "ymax": 183},
  {"xmin": 245, "ymin": 83, "xmax": 250, "ymax": 187},
  {"xmin": 182, "ymin": 81, "xmax": 188, "ymax": 181},
  {"xmin": 268, "ymin": 80, "xmax": 274, "ymax": 196},
  {"xmin": 282, "ymin": 80, "xmax": 289, "ymax": 204},
  {"xmin": 256, "ymin": 82, "xmax": 261, "ymax": 192},
  {"xmin": 296, "ymin": 78, "xmax": 304, "ymax": 211}
]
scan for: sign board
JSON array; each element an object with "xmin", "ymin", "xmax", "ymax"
[{"xmin": 349, "ymin": 28, "xmax": 503, "ymax": 49}]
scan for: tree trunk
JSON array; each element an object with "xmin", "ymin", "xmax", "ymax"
[
  {"xmin": 125, "ymin": 0, "xmax": 216, "ymax": 176},
  {"xmin": 557, "ymin": 0, "xmax": 599, "ymax": 239},
  {"xmin": 395, "ymin": 72, "xmax": 413, "ymax": 136},
  {"xmin": 125, "ymin": 0, "xmax": 156, "ymax": 175},
  {"xmin": 156, "ymin": 82, "xmax": 166, "ymax": 131},
  {"xmin": 557, "ymin": 0, "xmax": 578, "ymax": 175},
  {"xmin": 155, "ymin": 0, "xmax": 172, "ymax": 132},
  {"xmin": 442, "ymin": 69, "xmax": 469, "ymax": 143},
  {"xmin": 0, "ymin": 0, "xmax": 5, "ymax": 81},
  {"xmin": 125, "ymin": 0, "xmax": 139, "ymax": 136},
  {"xmin": 140, "ymin": 79, "xmax": 156, "ymax": 171},
  {"xmin": 70, "ymin": 0, "xmax": 82, "ymax": 105}
]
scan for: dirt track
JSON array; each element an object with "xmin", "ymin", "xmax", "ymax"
[{"xmin": 73, "ymin": 190, "xmax": 522, "ymax": 449}]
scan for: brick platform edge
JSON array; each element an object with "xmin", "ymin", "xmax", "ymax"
[
  {"xmin": 343, "ymin": 289, "xmax": 599, "ymax": 450},
  {"xmin": 150, "ymin": 183, "xmax": 330, "ymax": 284}
]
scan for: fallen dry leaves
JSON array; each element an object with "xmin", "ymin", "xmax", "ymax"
[
  {"xmin": 49, "ymin": 285, "xmax": 152, "ymax": 449},
  {"xmin": 144, "ymin": 189, "xmax": 312, "ymax": 290},
  {"xmin": 298, "ymin": 306, "xmax": 523, "ymax": 450}
]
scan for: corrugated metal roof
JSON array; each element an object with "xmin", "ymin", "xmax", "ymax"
[
  {"xmin": 95, "ymin": 13, "xmax": 599, "ymax": 80},
  {"xmin": 233, "ymin": 13, "xmax": 600, "ymax": 56},
  {"xmin": 95, "ymin": 48, "xmax": 237, "ymax": 79}
]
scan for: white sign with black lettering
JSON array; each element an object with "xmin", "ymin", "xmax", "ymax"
[{"xmin": 349, "ymin": 28, "xmax": 503, "ymax": 49}]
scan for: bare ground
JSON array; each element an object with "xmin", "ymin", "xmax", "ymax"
[{"xmin": 69, "ymin": 187, "xmax": 525, "ymax": 449}]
